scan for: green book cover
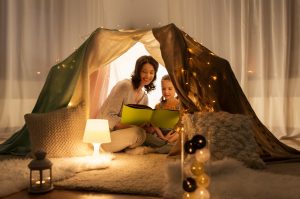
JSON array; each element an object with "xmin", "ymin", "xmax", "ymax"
[{"xmin": 121, "ymin": 104, "xmax": 180, "ymax": 129}]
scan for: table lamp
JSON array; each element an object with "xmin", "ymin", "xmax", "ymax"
[{"xmin": 83, "ymin": 119, "xmax": 111, "ymax": 157}]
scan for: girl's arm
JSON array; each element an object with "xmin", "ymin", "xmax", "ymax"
[{"xmin": 152, "ymin": 126, "xmax": 168, "ymax": 141}]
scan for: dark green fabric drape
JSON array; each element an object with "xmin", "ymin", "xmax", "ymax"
[{"xmin": 0, "ymin": 30, "xmax": 97, "ymax": 155}]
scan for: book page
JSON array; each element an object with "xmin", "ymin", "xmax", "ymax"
[
  {"xmin": 121, "ymin": 105, "xmax": 180, "ymax": 128},
  {"xmin": 151, "ymin": 109, "xmax": 180, "ymax": 129},
  {"xmin": 121, "ymin": 105, "xmax": 153, "ymax": 126}
]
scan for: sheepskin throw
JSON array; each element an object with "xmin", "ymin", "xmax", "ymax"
[{"xmin": 184, "ymin": 111, "xmax": 265, "ymax": 169}]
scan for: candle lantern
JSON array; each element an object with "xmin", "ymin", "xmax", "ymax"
[{"xmin": 28, "ymin": 150, "xmax": 54, "ymax": 193}]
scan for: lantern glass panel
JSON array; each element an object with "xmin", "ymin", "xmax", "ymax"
[{"xmin": 30, "ymin": 169, "xmax": 52, "ymax": 192}]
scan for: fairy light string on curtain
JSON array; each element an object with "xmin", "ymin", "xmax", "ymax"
[{"xmin": 180, "ymin": 33, "xmax": 215, "ymax": 198}]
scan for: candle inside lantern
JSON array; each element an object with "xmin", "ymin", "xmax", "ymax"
[{"xmin": 35, "ymin": 180, "xmax": 46, "ymax": 185}]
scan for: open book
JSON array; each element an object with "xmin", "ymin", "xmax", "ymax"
[{"xmin": 121, "ymin": 104, "xmax": 180, "ymax": 129}]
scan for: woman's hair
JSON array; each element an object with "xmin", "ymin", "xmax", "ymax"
[{"xmin": 131, "ymin": 55, "xmax": 159, "ymax": 93}]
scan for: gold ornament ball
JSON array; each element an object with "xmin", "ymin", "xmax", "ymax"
[
  {"xmin": 196, "ymin": 173, "xmax": 211, "ymax": 188},
  {"xmin": 190, "ymin": 187, "xmax": 210, "ymax": 199},
  {"xmin": 195, "ymin": 148, "xmax": 210, "ymax": 163},
  {"xmin": 190, "ymin": 160, "xmax": 205, "ymax": 176}
]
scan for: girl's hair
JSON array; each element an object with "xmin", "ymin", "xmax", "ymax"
[
  {"xmin": 161, "ymin": 74, "xmax": 171, "ymax": 82},
  {"xmin": 131, "ymin": 55, "xmax": 159, "ymax": 93}
]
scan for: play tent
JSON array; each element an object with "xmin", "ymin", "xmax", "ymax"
[{"xmin": 0, "ymin": 23, "xmax": 299, "ymax": 160}]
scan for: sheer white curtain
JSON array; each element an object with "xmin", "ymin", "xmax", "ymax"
[
  {"xmin": 0, "ymin": 0, "xmax": 105, "ymax": 134},
  {"xmin": 1, "ymin": 0, "xmax": 299, "ymax": 140},
  {"xmin": 168, "ymin": 0, "xmax": 300, "ymax": 139}
]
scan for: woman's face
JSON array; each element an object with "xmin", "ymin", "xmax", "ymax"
[
  {"xmin": 161, "ymin": 80, "xmax": 176, "ymax": 100},
  {"xmin": 139, "ymin": 63, "xmax": 155, "ymax": 87}
]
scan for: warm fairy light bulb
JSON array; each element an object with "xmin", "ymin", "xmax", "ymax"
[
  {"xmin": 211, "ymin": 76, "xmax": 217, "ymax": 80},
  {"xmin": 195, "ymin": 148, "xmax": 210, "ymax": 162},
  {"xmin": 207, "ymin": 62, "xmax": 210, "ymax": 65}
]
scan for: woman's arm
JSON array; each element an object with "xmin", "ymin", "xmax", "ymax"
[{"xmin": 98, "ymin": 80, "xmax": 129, "ymax": 129}]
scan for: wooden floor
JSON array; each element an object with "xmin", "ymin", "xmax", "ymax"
[{"xmin": 3, "ymin": 190, "xmax": 161, "ymax": 199}]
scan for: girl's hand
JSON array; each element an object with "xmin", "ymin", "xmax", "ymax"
[{"xmin": 166, "ymin": 131, "xmax": 179, "ymax": 143}]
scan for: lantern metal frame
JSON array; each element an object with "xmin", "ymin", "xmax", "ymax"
[{"xmin": 28, "ymin": 151, "xmax": 54, "ymax": 194}]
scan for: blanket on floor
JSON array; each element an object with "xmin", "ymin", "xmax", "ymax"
[{"xmin": 1, "ymin": 153, "xmax": 300, "ymax": 199}]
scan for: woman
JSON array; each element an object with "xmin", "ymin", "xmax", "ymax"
[{"xmin": 98, "ymin": 55, "xmax": 159, "ymax": 153}]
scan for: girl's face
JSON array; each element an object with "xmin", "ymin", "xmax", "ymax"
[
  {"xmin": 161, "ymin": 80, "xmax": 176, "ymax": 100},
  {"xmin": 139, "ymin": 63, "xmax": 155, "ymax": 87}
]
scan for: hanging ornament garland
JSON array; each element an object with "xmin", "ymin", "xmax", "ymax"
[{"xmin": 182, "ymin": 115, "xmax": 211, "ymax": 199}]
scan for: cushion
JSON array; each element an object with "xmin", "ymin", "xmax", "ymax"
[
  {"xmin": 24, "ymin": 104, "xmax": 92, "ymax": 158},
  {"xmin": 184, "ymin": 111, "xmax": 265, "ymax": 169}
]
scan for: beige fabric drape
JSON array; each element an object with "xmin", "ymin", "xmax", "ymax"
[{"xmin": 69, "ymin": 28, "xmax": 164, "ymax": 116}]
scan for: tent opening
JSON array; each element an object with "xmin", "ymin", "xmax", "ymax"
[{"xmin": 108, "ymin": 42, "xmax": 168, "ymax": 108}]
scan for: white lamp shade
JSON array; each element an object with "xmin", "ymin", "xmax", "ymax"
[{"xmin": 83, "ymin": 119, "xmax": 111, "ymax": 144}]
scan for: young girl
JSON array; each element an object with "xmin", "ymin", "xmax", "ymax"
[
  {"xmin": 142, "ymin": 75, "xmax": 180, "ymax": 154},
  {"xmin": 155, "ymin": 74, "xmax": 180, "ymax": 143}
]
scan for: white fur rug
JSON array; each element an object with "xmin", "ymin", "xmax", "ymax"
[
  {"xmin": 164, "ymin": 158, "xmax": 300, "ymax": 199},
  {"xmin": 1, "ymin": 154, "xmax": 300, "ymax": 199},
  {"xmin": 0, "ymin": 155, "xmax": 111, "ymax": 197}
]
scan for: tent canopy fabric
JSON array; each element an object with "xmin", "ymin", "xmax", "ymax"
[{"xmin": 1, "ymin": 23, "xmax": 299, "ymax": 160}]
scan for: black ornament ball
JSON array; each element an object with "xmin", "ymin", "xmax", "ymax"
[
  {"xmin": 192, "ymin": 134, "xmax": 207, "ymax": 150},
  {"xmin": 183, "ymin": 177, "xmax": 197, "ymax": 192},
  {"xmin": 184, "ymin": 140, "xmax": 196, "ymax": 154}
]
